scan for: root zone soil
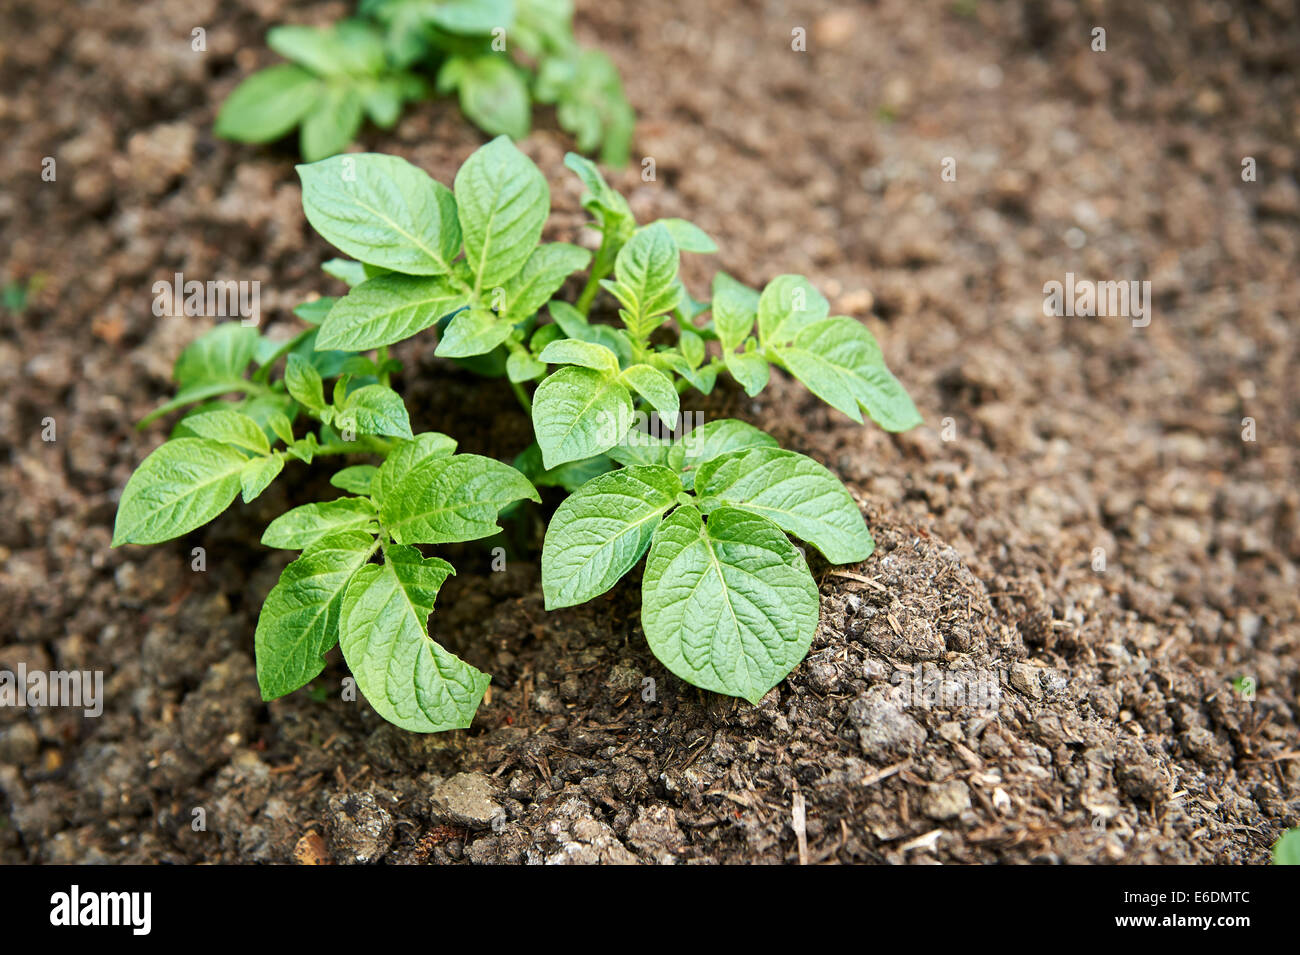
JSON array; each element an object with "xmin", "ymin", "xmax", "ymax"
[{"xmin": 1, "ymin": 0, "xmax": 1297, "ymax": 864}]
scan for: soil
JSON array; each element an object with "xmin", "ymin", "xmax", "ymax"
[{"xmin": 1, "ymin": 0, "xmax": 1298, "ymax": 864}]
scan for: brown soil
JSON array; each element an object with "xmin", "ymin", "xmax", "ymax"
[{"xmin": 1, "ymin": 0, "xmax": 1297, "ymax": 864}]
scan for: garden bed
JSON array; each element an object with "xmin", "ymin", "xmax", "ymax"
[{"xmin": 0, "ymin": 0, "xmax": 1296, "ymax": 863}]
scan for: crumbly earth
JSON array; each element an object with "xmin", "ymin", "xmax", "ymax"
[{"xmin": 0, "ymin": 0, "xmax": 1297, "ymax": 864}]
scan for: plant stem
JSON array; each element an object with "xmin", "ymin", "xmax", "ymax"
[
  {"xmin": 576, "ymin": 231, "xmax": 617, "ymax": 316},
  {"xmin": 378, "ymin": 345, "xmax": 390, "ymax": 387},
  {"xmin": 575, "ymin": 273, "xmax": 601, "ymax": 316},
  {"xmin": 311, "ymin": 434, "xmax": 394, "ymax": 458},
  {"xmin": 509, "ymin": 378, "xmax": 533, "ymax": 415},
  {"xmin": 232, "ymin": 380, "xmax": 276, "ymax": 398}
]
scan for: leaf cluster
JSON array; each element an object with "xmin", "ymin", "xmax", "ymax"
[{"xmin": 114, "ymin": 136, "xmax": 921, "ymax": 728}]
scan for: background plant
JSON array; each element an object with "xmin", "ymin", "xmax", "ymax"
[
  {"xmin": 299, "ymin": 138, "xmax": 922, "ymax": 705},
  {"xmin": 215, "ymin": 0, "xmax": 634, "ymax": 164}
]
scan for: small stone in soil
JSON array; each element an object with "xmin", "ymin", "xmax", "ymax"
[{"xmin": 430, "ymin": 772, "xmax": 503, "ymax": 830}]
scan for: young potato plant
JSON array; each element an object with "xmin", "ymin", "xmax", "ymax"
[
  {"xmin": 215, "ymin": 0, "xmax": 634, "ymax": 164},
  {"xmin": 303, "ymin": 137, "xmax": 922, "ymax": 705},
  {"xmin": 112, "ymin": 318, "xmax": 539, "ymax": 732}
]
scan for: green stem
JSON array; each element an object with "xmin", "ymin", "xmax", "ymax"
[
  {"xmin": 378, "ymin": 345, "xmax": 390, "ymax": 387},
  {"xmin": 232, "ymin": 380, "xmax": 275, "ymax": 397},
  {"xmin": 509, "ymin": 378, "xmax": 533, "ymax": 415},
  {"xmin": 576, "ymin": 231, "xmax": 618, "ymax": 316},
  {"xmin": 311, "ymin": 434, "xmax": 394, "ymax": 458},
  {"xmin": 575, "ymin": 273, "xmax": 601, "ymax": 316}
]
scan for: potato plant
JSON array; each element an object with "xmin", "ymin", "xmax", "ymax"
[
  {"xmin": 299, "ymin": 138, "xmax": 921, "ymax": 704},
  {"xmin": 112, "ymin": 322, "xmax": 538, "ymax": 732},
  {"xmin": 114, "ymin": 136, "xmax": 920, "ymax": 730},
  {"xmin": 215, "ymin": 0, "xmax": 634, "ymax": 164}
]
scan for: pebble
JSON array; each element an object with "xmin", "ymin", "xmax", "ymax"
[{"xmin": 430, "ymin": 772, "xmax": 503, "ymax": 830}]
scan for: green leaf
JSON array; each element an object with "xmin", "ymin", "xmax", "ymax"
[
  {"xmin": 174, "ymin": 323, "xmax": 260, "ymax": 387},
  {"xmin": 679, "ymin": 327, "xmax": 705, "ymax": 368},
  {"xmin": 140, "ymin": 382, "xmax": 247, "ymax": 427},
  {"xmin": 723, "ymin": 350, "xmax": 769, "ymax": 397},
  {"xmin": 174, "ymin": 409, "xmax": 271, "ymax": 456},
  {"xmin": 335, "ymin": 19, "xmax": 390, "ymax": 72},
  {"xmin": 265, "ymin": 411, "xmax": 297, "ymax": 446},
  {"xmin": 1274, "ymin": 829, "xmax": 1300, "ymax": 865},
  {"xmin": 426, "ymin": 0, "xmax": 515, "ymax": 34},
  {"xmin": 513, "ymin": 0, "xmax": 572, "ymax": 55},
  {"xmin": 606, "ymin": 434, "xmax": 675, "ymax": 468},
  {"xmin": 361, "ymin": 76, "xmax": 407, "ymax": 128},
  {"xmin": 548, "ymin": 300, "xmax": 634, "ymax": 364},
  {"xmin": 298, "ymin": 153, "xmax": 461, "ymax": 275},
  {"xmin": 376, "ymin": 450, "xmax": 539, "ymax": 545},
  {"xmin": 241, "ymin": 453, "xmax": 285, "ymax": 502},
  {"xmin": 454, "ymin": 136, "xmax": 550, "ymax": 292},
  {"xmin": 239, "ymin": 396, "xmax": 298, "ymax": 445},
  {"xmin": 320, "ymin": 259, "xmax": 370, "ymax": 288},
  {"xmin": 532, "ymin": 365, "xmax": 633, "ymax": 470},
  {"xmin": 254, "ymin": 530, "xmax": 378, "ymax": 700},
  {"xmin": 500, "ymin": 243, "xmax": 591, "ymax": 322},
  {"xmin": 340, "ymin": 546, "xmax": 488, "ymax": 732},
  {"xmin": 371, "ymin": 432, "xmax": 458, "ymax": 503},
  {"xmin": 215, "ymin": 64, "xmax": 322, "ymax": 143},
  {"xmin": 330, "ymin": 464, "xmax": 380, "ymax": 496},
  {"xmin": 529, "ymin": 322, "xmax": 563, "ymax": 353},
  {"xmin": 641, "ymin": 506, "xmax": 819, "ymax": 704},
  {"xmin": 601, "ymin": 222, "xmax": 680, "ymax": 339},
  {"xmin": 262, "ymin": 497, "xmax": 378, "ymax": 550},
  {"xmin": 696, "ymin": 447, "xmax": 874, "ymax": 563},
  {"xmin": 656, "ymin": 351, "xmax": 716, "ymax": 396},
  {"xmin": 673, "ymin": 277, "xmax": 711, "ymax": 326},
  {"xmin": 518, "ymin": 448, "xmax": 614, "ymax": 492},
  {"xmin": 268, "ymin": 23, "xmax": 382, "ymax": 77},
  {"xmin": 620, "ymin": 364, "xmax": 679, "ymax": 421},
  {"xmin": 438, "ymin": 55, "xmax": 531, "ymax": 141},
  {"xmin": 337, "ymin": 384, "xmax": 414, "ymax": 439},
  {"xmin": 318, "ymin": 273, "xmax": 466, "ymax": 350},
  {"xmin": 771, "ymin": 316, "xmax": 922, "ymax": 430},
  {"xmin": 294, "ymin": 297, "xmax": 338, "ymax": 324},
  {"xmin": 284, "ymin": 353, "xmax": 326, "ymax": 412},
  {"xmin": 506, "ymin": 348, "xmax": 547, "ymax": 382},
  {"xmin": 537, "ymin": 338, "xmax": 620, "ymax": 374},
  {"xmin": 434, "ymin": 307, "xmax": 512, "ymax": 358},
  {"xmin": 658, "ymin": 218, "xmax": 717, "ymax": 253},
  {"xmin": 112, "ymin": 438, "xmax": 248, "ymax": 545},
  {"xmin": 563, "ymin": 152, "xmax": 633, "ymax": 227},
  {"xmin": 299, "ymin": 84, "xmax": 364, "ymax": 162},
  {"xmin": 757, "ymin": 274, "xmax": 829, "ymax": 346},
  {"xmin": 711, "ymin": 272, "xmax": 759, "ymax": 352},
  {"xmin": 678, "ymin": 418, "xmax": 778, "ymax": 488},
  {"xmin": 287, "ymin": 433, "xmax": 320, "ymax": 464},
  {"xmin": 542, "ymin": 465, "xmax": 680, "ymax": 609}
]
